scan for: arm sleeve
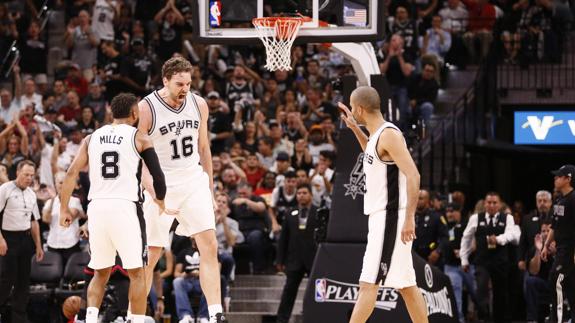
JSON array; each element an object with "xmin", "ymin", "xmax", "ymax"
[
  {"xmin": 460, "ymin": 214, "xmax": 478, "ymax": 267},
  {"xmin": 140, "ymin": 148, "xmax": 167, "ymax": 200}
]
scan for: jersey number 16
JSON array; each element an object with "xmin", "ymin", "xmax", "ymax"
[{"xmin": 170, "ymin": 135, "xmax": 194, "ymax": 160}]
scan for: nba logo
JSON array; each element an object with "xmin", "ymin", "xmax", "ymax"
[
  {"xmin": 315, "ymin": 279, "xmax": 327, "ymax": 302},
  {"xmin": 209, "ymin": 1, "xmax": 221, "ymax": 27}
]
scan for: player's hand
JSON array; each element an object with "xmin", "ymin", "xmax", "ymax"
[
  {"xmin": 0, "ymin": 237, "xmax": 7, "ymax": 256},
  {"xmin": 337, "ymin": 102, "xmax": 359, "ymax": 130},
  {"xmin": 401, "ymin": 216, "xmax": 416, "ymax": 244},
  {"xmin": 60, "ymin": 207, "xmax": 74, "ymax": 228},
  {"xmin": 36, "ymin": 247, "xmax": 44, "ymax": 262},
  {"xmin": 155, "ymin": 299, "xmax": 165, "ymax": 317},
  {"xmin": 154, "ymin": 199, "xmax": 179, "ymax": 216}
]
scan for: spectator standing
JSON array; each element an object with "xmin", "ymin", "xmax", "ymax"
[
  {"xmin": 154, "ymin": 0, "xmax": 185, "ymax": 61},
  {"xmin": 51, "ymin": 80, "xmax": 68, "ymax": 112},
  {"xmin": 58, "ymin": 90, "xmax": 82, "ymax": 129},
  {"xmin": 65, "ymin": 10, "xmax": 100, "ymax": 81},
  {"xmin": 0, "ymin": 121, "xmax": 29, "ymax": 180},
  {"xmin": 460, "ymin": 192, "xmax": 520, "ymax": 322},
  {"xmin": 408, "ymin": 63, "xmax": 439, "ymax": 124},
  {"xmin": 269, "ymin": 171, "xmax": 298, "ymax": 236},
  {"xmin": 270, "ymin": 122, "xmax": 294, "ymax": 158},
  {"xmin": 0, "ymin": 67, "xmax": 22, "ymax": 125},
  {"xmin": 19, "ymin": 20, "xmax": 47, "ymax": 82},
  {"xmin": 276, "ymin": 184, "xmax": 319, "ymax": 323},
  {"xmin": 269, "ymin": 152, "xmax": 294, "ymax": 187},
  {"xmin": 461, "ymin": 0, "xmax": 496, "ymax": 63},
  {"xmin": 414, "ymin": 190, "xmax": 449, "ymax": 266},
  {"xmin": 257, "ymin": 137, "xmax": 275, "ymax": 170},
  {"xmin": 388, "ymin": 6, "xmax": 419, "ymax": 63},
  {"xmin": 543, "ymin": 165, "xmax": 575, "ymax": 322},
  {"xmin": 443, "ymin": 203, "xmax": 477, "ymax": 323},
  {"xmin": 243, "ymin": 152, "xmax": 266, "ymax": 191},
  {"xmin": 91, "ymin": 0, "xmax": 120, "ymax": 41},
  {"xmin": 0, "ymin": 160, "xmax": 44, "ymax": 323},
  {"xmin": 439, "ymin": 0, "xmax": 469, "ymax": 67},
  {"xmin": 65, "ymin": 65, "xmax": 90, "ymax": 99},
  {"xmin": 291, "ymin": 138, "xmax": 313, "ymax": 173},
  {"xmin": 98, "ymin": 41, "xmax": 127, "ymax": 102},
  {"xmin": 122, "ymin": 37, "xmax": 158, "ymax": 97},
  {"xmin": 380, "ymin": 34, "xmax": 415, "ymax": 130},
  {"xmin": 231, "ymin": 182, "xmax": 268, "ymax": 274},
  {"xmin": 42, "ymin": 172, "xmax": 86, "ymax": 267}
]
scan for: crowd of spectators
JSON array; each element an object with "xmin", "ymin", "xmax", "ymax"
[{"xmin": 0, "ymin": 0, "xmax": 572, "ymax": 322}]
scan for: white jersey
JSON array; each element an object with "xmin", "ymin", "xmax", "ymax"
[
  {"xmin": 363, "ymin": 122, "xmax": 408, "ymax": 215},
  {"xmin": 144, "ymin": 90, "xmax": 203, "ymax": 186},
  {"xmin": 88, "ymin": 124, "xmax": 143, "ymax": 202},
  {"xmin": 91, "ymin": 0, "xmax": 116, "ymax": 41}
]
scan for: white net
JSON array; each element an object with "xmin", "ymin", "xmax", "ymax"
[{"xmin": 252, "ymin": 17, "xmax": 303, "ymax": 71}]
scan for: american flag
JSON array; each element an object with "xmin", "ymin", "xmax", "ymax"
[{"xmin": 344, "ymin": 7, "xmax": 367, "ymax": 26}]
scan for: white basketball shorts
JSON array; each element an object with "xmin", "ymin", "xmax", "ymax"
[
  {"xmin": 145, "ymin": 171, "xmax": 215, "ymax": 247},
  {"xmin": 87, "ymin": 199, "xmax": 147, "ymax": 270},
  {"xmin": 359, "ymin": 208, "xmax": 417, "ymax": 289}
]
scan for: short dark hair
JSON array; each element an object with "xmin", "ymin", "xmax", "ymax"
[
  {"xmin": 485, "ymin": 191, "xmax": 501, "ymax": 199},
  {"xmin": 319, "ymin": 150, "xmax": 335, "ymax": 163},
  {"xmin": 296, "ymin": 183, "xmax": 312, "ymax": 193},
  {"xmin": 162, "ymin": 57, "xmax": 193, "ymax": 80},
  {"xmin": 17, "ymin": 160, "xmax": 36, "ymax": 171},
  {"xmin": 284, "ymin": 171, "xmax": 297, "ymax": 179},
  {"xmin": 258, "ymin": 136, "xmax": 274, "ymax": 148},
  {"xmin": 110, "ymin": 93, "xmax": 138, "ymax": 119}
]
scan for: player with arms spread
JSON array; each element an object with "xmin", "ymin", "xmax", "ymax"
[
  {"xmin": 339, "ymin": 86, "xmax": 428, "ymax": 323},
  {"xmin": 59, "ymin": 93, "xmax": 172, "ymax": 323},
  {"xmin": 138, "ymin": 57, "xmax": 226, "ymax": 323}
]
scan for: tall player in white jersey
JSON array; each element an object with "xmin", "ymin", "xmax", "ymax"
[
  {"xmin": 339, "ymin": 86, "xmax": 428, "ymax": 323},
  {"xmin": 138, "ymin": 57, "xmax": 226, "ymax": 323},
  {"xmin": 59, "ymin": 93, "xmax": 172, "ymax": 323}
]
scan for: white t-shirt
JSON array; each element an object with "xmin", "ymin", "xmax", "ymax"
[
  {"xmin": 44, "ymin": 196, "xmax": 84, "ymax": 249},
  {"xmin": 91, "ymin": 0, "xmax": 116, "ymax": 41},
  {"xmin": 39, "ymin": 145, "xmax": 54, "ymax": 187},
  {"xmin": 20, "ymin": 93, "xmax": 43, "ymax": 113},
  {"xmin": 0, "ymin": 99, "xmax": 21, "ymax": 124},
  {"xmin": 309, "ymin": 168, "xmax": 334, "ymax": 207}
]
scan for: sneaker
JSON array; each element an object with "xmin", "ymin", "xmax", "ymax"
[
  {"xmin": 179, "ymin": 315, "xmax": 194, "ymax": 323},
  {"xmin": 198, "ymin": 318, "xmax": 209, "ymax": 323}
]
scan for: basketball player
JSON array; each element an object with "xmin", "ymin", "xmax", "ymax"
[
  {"xmin": 137, "ymin": 57, "xmax": 226, "ymax": 323},
  {"xmin": 339, "ymin": 86, "xmax": 429, "ymax": 323},
  {"xmin": 59, "ymin": 93, "xmax": 173, "ymax": 323}
]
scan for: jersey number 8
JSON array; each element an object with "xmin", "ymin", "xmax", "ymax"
[
  {"xmin": 101, "ymin": 151, "xmax": 119, "ymax": 179},
  {"xmin": 170, "ymin": 136, "xmax": 194, "ymax": 160}
]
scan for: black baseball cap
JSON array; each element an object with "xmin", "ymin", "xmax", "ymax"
[{"xmin": 551, "ymin": 164, "xmax": 575, "ymax": 178}]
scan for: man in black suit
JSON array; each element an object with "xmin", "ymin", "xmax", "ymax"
[{"xmin": 276, "ymin": 184, "xmax": 318, "ymax": 323}]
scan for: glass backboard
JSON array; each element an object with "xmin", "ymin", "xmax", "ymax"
[{"xmin": 191, "ymin": 0, "xmax": 384, "ymax": 44}]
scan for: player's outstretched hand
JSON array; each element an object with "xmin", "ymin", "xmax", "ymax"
[
  {"xmin": 60, "ymin": 208, "xmax": 73, "ymax": 228},
  {"xmin": 401, "ymin": 216, "xmax": 417, "ymax": 244},
  {"xmin": 338, "ymin": 102, "xmax": 359, "ymax": 130}
]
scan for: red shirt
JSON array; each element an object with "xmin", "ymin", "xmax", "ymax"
[
  {"xmin": 245, "ymin": 167, "xmax": 266, "ymax": 190},
  {"xmin": 462, "ymin": 0, "xmax": 496, "ymax": 32},
  {"xmin": 59, "ymin": 105, "xmax": 82, "ymax": 121},
  {"xmin": 66, "ymin": 76, "xmax": 89, "ymax": 98}
]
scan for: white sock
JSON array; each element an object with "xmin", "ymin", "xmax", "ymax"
[
  {"xmin": 131, "ymin": 314, "xmax": 146, "ymax": 323},
  {"xmin": 208, "ymin": 304, "xmax": 223, "ymax": 318},
  {"xmin": 126, "ymin": 309, "xmax": 133, "ymax": 319},
  {"xmin": 86, "ymin": 307, "xmax": 99, "ymax": 323}
]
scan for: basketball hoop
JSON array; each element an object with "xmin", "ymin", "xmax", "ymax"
[{"xmin": 252, "ymin": 17, "xmax": 304, "ymax": 71}]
